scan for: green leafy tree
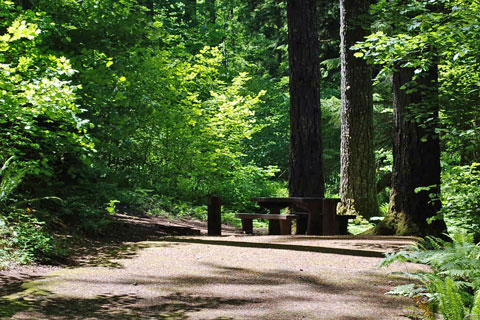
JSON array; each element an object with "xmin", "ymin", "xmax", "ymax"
[{"xmin": 0, "ymin": 2, "xmax": 92, "ymax": 190}]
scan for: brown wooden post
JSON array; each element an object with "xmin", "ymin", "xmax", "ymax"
[{"xmin": 207, "ymin": 196, "xmax": 221, "ymax": 236}]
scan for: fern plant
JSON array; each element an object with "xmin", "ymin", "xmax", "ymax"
[
  {"xmin": 0, "ymin": 157, "xmax": 28, "ymax": 203},
  {"xmin": 472, "ymin": 290, "xmax": 480, "ymax": 320},
  {"xmin": 382, "ymin": 233, "xmax": 480, "ymax": 319},
  {"xmin": 433, "ymin": 277, "xmax": 465, "ymax": 320}
]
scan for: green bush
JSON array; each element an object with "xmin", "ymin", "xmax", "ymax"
[
  {"xmin": 441, "ymin": 163, "xmax": 480, "ymax": 241},
  {"xmin": 0, "ymin": 209, "xmax": 65, "ymax": 266},
  {"xmin": 382, "ymin": 234, "xmax": 480, "ymax": 319}
]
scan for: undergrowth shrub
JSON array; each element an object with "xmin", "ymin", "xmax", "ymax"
[
  {"xmin": 382, "ymin": 233, "xmax": 480, "ymax": 319},
  {"xmin": 59, "ymin": 195, "xmax": 112, "ymax": 234},
  {"xmin": 0, "ymin": 209, "xmax": 64, "ymax": 267},
  {"xmin": 1, "ymin": 158, "xmax": 62, "ymax": 267},
  {"xmin": 441, "ymin": 163, "xmax": 480, "ymax": 241}
]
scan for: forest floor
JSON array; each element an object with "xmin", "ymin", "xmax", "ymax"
[{"xmin": 0, "ymin": 214, "xmax": 427, "ymax": 319}]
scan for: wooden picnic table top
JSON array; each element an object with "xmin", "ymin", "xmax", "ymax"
[
  {"xmin": 251, "ymin": 197, "xmax": 340, "ymax": 204},
  {"xmin": 235, "ymin": 213, "xmax": 298, "ymax": 220}
]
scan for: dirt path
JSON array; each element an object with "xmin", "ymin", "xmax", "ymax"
[{"xmin": 0, "ymin": 217, "xmax": 424, "ymax": 320}]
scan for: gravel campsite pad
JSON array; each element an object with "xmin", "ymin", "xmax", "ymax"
[{"xmin": 0, "ymin": 234, "xmax": 425, "ymax": 320}]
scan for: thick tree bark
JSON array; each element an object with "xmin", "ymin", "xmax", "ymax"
[
  {"xmin": 376, "ymin": 172, "xmax": 392, "ymax": 193},
  {"xmin": 338, "ymin": 0, "xmax": 378, "ymax": 218},
  {"xmin": 376, "ymin": 64, "xmax": 446, "ymax": 236},
  {"xmin": 287, "ymin": 0, "xmax": 324, "ymax": 197}
]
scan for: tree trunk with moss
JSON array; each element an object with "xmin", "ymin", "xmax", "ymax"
[
  {"xmin": 338, "ymin": 0, "xmax": 378, "ymax": 218},
  {"xmin": 375, "ymin": 64, "xmax": 446, "ymax": 236},
  {"xmin": 287, "ymin": 0, "xmax": 324, "ymax": 197}
]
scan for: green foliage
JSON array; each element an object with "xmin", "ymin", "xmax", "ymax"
[
  {"xmin": 0, "ymin": 157, "xmax": 28, "ymax": 202},
  {"xmin": 472, "ymin": 290, "xmax": 480, "ymax": 320},
  {"xmin": 105, "ymin": 200, "xmax": 119, "ymax": 215},
  {"xmin": 347, "ymin": 216, "xmax": 375, "ymax": 235},
  {"xmin": 386, "ymin": 283, "xmax": 422, "ymax": 298},
  {"xmin": 441, "ymin": 164, "xmax": 480, "ymax": 240},
  {"xmin": 0, "ymin": 3, "xmax": 92, "ymax": 177},
  {"xmin": 433, "ymin": 277, "xmax": 465, "ymax": 320},
  {"xmin": 382, "ymin": 234, "xmax": 480, "ymax": 319},
  {"xmin": 1, "ymin": 0, "xmax": 291, "ymax": 265},
  {"xmin": 0, "ymin": 209, "xmax": 64, "ymax": 266},
  {"xmin": 0, "ymin": 2, "xmax": 94, "ymax": 265},
  {"xmin": 354, "ymin": 0, "xmax": 480, "ymax": 165}
]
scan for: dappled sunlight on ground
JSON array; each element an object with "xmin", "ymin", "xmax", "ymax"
[{"xmin": 0, "ymin": 235, "xmax": 423, "ymax": 319}]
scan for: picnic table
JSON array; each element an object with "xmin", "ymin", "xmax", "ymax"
[{"xmin": 235, "ymin": 197, "xmax": 354, "ymax": 236}]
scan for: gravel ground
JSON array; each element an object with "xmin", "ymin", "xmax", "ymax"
[{"xmin": 0, "ymin": 217, "xmax": 425, "ymax": 320}]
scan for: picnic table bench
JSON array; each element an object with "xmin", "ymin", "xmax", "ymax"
[
  {"xmin": 234, "ymin": 213, "xmax": 298, "ymax": 235},
  {"xmin": 235, "ymin": 197, "xmax": 355, "ymax": 236}
]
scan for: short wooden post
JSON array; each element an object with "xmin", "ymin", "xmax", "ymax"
[{"xmin": 207, "ymin": 196, "xmax": 222, "ymax": 236}]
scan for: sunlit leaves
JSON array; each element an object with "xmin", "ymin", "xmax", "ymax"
[
  {"xmin": 0, "ymin": 5, "xmax": 92, "ymax": 178},
  {"xmin": 6, "ymin": 19, "xmax": 41, "ymax": 41}
]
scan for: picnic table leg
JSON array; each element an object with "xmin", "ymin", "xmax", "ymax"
[
  {"xmin": 296, "ymin": 214, "xmax": 308, "ymax": 235},
  {"xmin": 322, "ymin": 199, "xmax": 339, "ymax": 235},
  {"xmin": 267, "ymin": 208, "xmax": 281, "ymax": 235},
  {"xmin": 336, "ymin": 216, "xmax": 349, "ymax": 235},
  {"xmin": 279, "ymin": 219, "xmax": 292, "ymax": 235},
  {"xmin": 307, "ymin": 203, "xmax": 322, "ymax": 235},
  {"xmin": 241, "ymin": 219, "xmax": 253, "ymax": 234}
]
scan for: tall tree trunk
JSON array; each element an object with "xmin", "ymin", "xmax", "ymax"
[
  {"xmin": 287, "ymin": 0, "xmax": 324, "ymax": 197},
  {"xmin": 338, "ymin": 0, "xmax": 378, "ymax": 218},
  {"xmin": 376, "ymin": 64, "xmax": 446, "ymax": 236},
  {"xmin": 205, "ymin": 0, "xmax": 216, "ymax": 24}
]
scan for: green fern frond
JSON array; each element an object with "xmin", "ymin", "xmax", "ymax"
[
  {"xmin": 471, "ymin": 290, "xmax": 480, "ymax": 320},
  {"xmin": 434, "ymin": 277, "xmax": 465, "ymax": 320},
  {"xmin": 0, "ymin": 157, "xmax": 28, "ymax": 202},
  {"xmin": 381, "ymin": 234, "xmax": 480, "ymax": 319}
]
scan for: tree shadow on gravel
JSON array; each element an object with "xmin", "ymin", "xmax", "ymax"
[
  {"xmin": 65, "ymin": 214, "xmax": 200, "ymax": 268},
  {"xmin": 0, "ymin": 220, "xmax": 416, "ymax": 319},
  {"xmin": 0, "ymin": 261, "xmax": 413, "ymax": 319},
  {"xmin": 68, "ymin": 241, "xmax": 180, "ymax": 269},
  {"xmin": 0, "ymin": 291, "xmax": 253, "ymax": 320},
  {"xmin": 0, "ymin": 215, "xmax": 195, "ymax": 301},
  {"xmin": 163, "ymin": 237, "xmax": 386, "ymax": 258},
  {"xmin": 0, "ymin": 273, "xmax": 45, "ymax": 299}
]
